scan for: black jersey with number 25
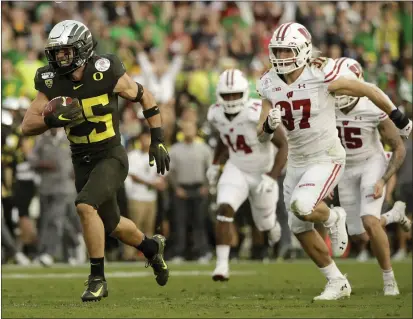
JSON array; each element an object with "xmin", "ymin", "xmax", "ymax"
[{"xmin": 34, "ymin": 54, "xmax": 126, "ymax": 158}]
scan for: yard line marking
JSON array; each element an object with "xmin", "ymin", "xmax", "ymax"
[{"xmin": 2, "ymin": 270, "xmax": 257, "ymax": 280}]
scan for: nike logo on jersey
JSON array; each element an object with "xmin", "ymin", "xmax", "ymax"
[{"xmin": 73, "ymin": 84, "xmax": 83, "ymax": 90}]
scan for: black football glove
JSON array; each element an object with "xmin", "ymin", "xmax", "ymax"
[
  {"xmin": 149, "ymin": 127, "xmax": 170, "ymax": 175},
  {"xmin": 43, "ymin": 97, "xmax": 83, "ymax": 128}
]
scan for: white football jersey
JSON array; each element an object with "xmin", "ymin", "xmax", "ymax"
[
  {"xmin": 207, "ymin": 98, "xmax": 276, "ymax": 174},
  {"xmin": 257, "ymin": 58, "xmax": 346, "ymax": 166},
  {"xmin": 336, "ymin": 97, "xmax": 388, "ymax": 165}
]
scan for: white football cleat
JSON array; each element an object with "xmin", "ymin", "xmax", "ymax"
[
  {"xmin": 392, "ymin": 201, "xmax": 411, "ymax": 232},
  {"xmin": 268, "ymin": 221, "xmax": 282, "ymax": 247},
  {"xmin": 392, "ymin": 249, "xmax": 407, "ymax": 261},
  {"xmin": 328, "ymin": 207, "xmax": 348, "ymax": 257},
  {"xmin": 313, "ymin": 276, "xmax": 351, "ymax": 301},
  {"xmin": 384, "ymin": 280, "xmax": 400, "ymax": 296},
  {"xmin": 39, "ymin": 253, "xmax": 54, "ymax": 267},
  {"xmin": 356, "ymin": 250, "xmax": 369, "ymax": 263},
  {"xmin": 212, "ymin": 263, "xmax": 229, "ymax": 282},
  {"xmin": 15, "ymin": 252, "xmax": 31, "ymax": 266}
]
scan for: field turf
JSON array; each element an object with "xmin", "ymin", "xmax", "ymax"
[{"xmin": 1, "ymin": 260, "xmax": 412, "ymax": 318}]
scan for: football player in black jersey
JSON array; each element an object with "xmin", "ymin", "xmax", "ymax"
[{"xmin": 21, "ymin": 20, "xmax": 170, "ymax": 302}]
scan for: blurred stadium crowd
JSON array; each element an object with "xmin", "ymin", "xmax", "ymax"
[{"xmin": 1, "ymin": 1, "xmax": 412, "ymax": 266}]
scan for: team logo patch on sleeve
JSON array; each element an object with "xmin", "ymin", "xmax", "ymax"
[
  {"xmin": 262, "ymin": 77, "xmax": 272, "ymax": 89},
  {"xmin": 95, "ymin": 58, "xmax": 111, "ymax": 72},
  {"xmin": 45, "ymin": 79, "xmax": 53, "ymax": 88}
]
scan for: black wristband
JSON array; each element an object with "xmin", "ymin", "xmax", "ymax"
[
  {"xmin": 43, "ymin": 116, "xmax": 52, "ymax": 128},
  {"xmin": 263, "ymin": 118, "xmax": 275, "ymax": 134},
  {"xmin": 390, "ymin": 109, "xmax": 409, "ymax": 129},
  {"xmin": 143, "ymin": 106, "xmax": 160, "ymax": 119},
  {"xmin": 132, "ymin": 82, "xmax": 144, "ymax": 102},
  {"xmin": 150, "ymin": 127, "xmax": 164, "ymax": 142}
]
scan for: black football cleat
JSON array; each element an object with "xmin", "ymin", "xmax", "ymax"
[
  {"xmin": 81, "ymin": 275, "xmax": 108, "ymax": 302},
  {"xmin": 145, "ymin": 235, "xmax": 169, "ymax": 286}
]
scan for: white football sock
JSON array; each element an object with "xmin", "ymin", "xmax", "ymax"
[
  {"xmin": 216, "ymin": 245, "xmax": 230, "ymax": 266},
  {"xmin": 382, "ymin": 268, "xmax": 395, "ymax": 283},
  {"xmin": 324, "ymin": 208, "xmax": 338, "ymax": 228},
  {"xmin": 382, "ymin": 209, "xmax": 397, "ymax": 225},
  {"xmin": 319, "ymin": 261, "xmax": 344, "ymax": 281}
]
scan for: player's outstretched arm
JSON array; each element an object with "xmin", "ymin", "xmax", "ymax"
[
  {"xmin": 328, "ymin": 77, "xmax": 412, "ymax": 138},
  {"xmin": 378, "ymin": 118, "xmax": 406, "ymax": 184},
  {"xmin": 21, "ymin": 91, "xmax": 50, "ymax": 136},
  {"xmin": 268, "ymin": 125, "xmax": 288, "ymax": 180},
  {"xmin": 114, "ymin": 73, "xmax": 169, "ymax": 174},
  {"xmin": 115, "ymin": 73, "xmax": 162, "ymax": 128}
]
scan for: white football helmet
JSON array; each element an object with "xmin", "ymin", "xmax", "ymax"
[
  {"xmin": 269, "ymin": 22, "xmax": 313, "ymax": 74},
  {"xmin": 216, "ymin": 69, "xmax": 249, "ymax": 114},
  {"xmin": 334, "ymin": 58, "xmax": 364, "ymax": 109}
]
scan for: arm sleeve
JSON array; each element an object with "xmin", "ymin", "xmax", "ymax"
[
  {"xmin": 247, "ymin": 99, "xmax": 262, "ymax": 123},
  {"xmin": 256, "ymin": 78, "xmax": 264, "ymax": 98}
]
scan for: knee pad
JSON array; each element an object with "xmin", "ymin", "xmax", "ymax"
[
  {"xmin": 288, "ymin": 211, "xmax": 314, "ymax": 234},
  {"xmin": 290, "ymin": 198, "xmax": 313, "ymax": 217},
  {"xmin": 346, "ymin": 211, "xmax": 366, "ymax": 236},
  {"xmin": 251, "ymin": 208, "xmax": 275, "ymax": 232},
  {"xmin": 346, "ymin": 220, "xmax": 365, "ymax": 236}
]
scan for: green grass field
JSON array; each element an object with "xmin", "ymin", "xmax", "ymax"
[{"xmin": 1, "ymin": 260, "xmax": 412, "ymax": 318}]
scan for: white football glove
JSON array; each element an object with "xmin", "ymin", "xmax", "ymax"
[
  {"xmin": 399, "ymin": 119, "xmax": 412, "ymax": 139},
  {"xmin": 256, "ymin": 174, "xmax": 276, "ymax": 193},
  {"xmin": 206, "ymin": 164, "xmax": 220, "ymax": 185},
  {"xmin": 266, "ymin": 107, "xmax": 281, "ymax": 131}
]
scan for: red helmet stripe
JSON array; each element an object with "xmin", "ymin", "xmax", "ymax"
[
  {"xmin": 280, "ymin": 22, "xmax": 293, "ymax": 40},
  {"xmin": 276, "ymin": 23, "xmax": 289, "ymax": 39}
]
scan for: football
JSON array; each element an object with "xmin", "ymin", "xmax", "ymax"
[{"xmin": 43, "ymin": 96, "xmax": 73, "ymax": 116}]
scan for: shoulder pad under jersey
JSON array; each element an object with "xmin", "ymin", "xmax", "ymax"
[
  {"xmin": 309, "ymin": 57, "xmax": 344, "ymax": 83},
  {"xmin": 256, "ymin": 69, "xmax": 276, "ymax": 99},
  {"xmin": 207, "ymin": 103, "xmax": 222, "ymax": 123},
  {"xmin": 246, "ymin": 99, "xmax": 262, "ymax": 123},
  {"xmin": 34, "ymin": 65, "xmax": 56, "ymax": 95},
  {"xmin": 94, "ymin": 54, "xmax": 126, "ymax": 80}
]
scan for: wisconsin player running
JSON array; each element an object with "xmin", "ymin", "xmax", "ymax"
[
  {"xmin": 257, "ymin": 22, "xmax": 412, "ymax": 301},
  {"xmin": 207, "ymin": 69, "xmax": 287, "ymax": 281},
  {"xmin": 21, "ymin": 20, "xmax": 170, "ymax": 302},
  {"xmin": 334, "ymin": 57, "xmax": 410, "ymax": 295}
]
